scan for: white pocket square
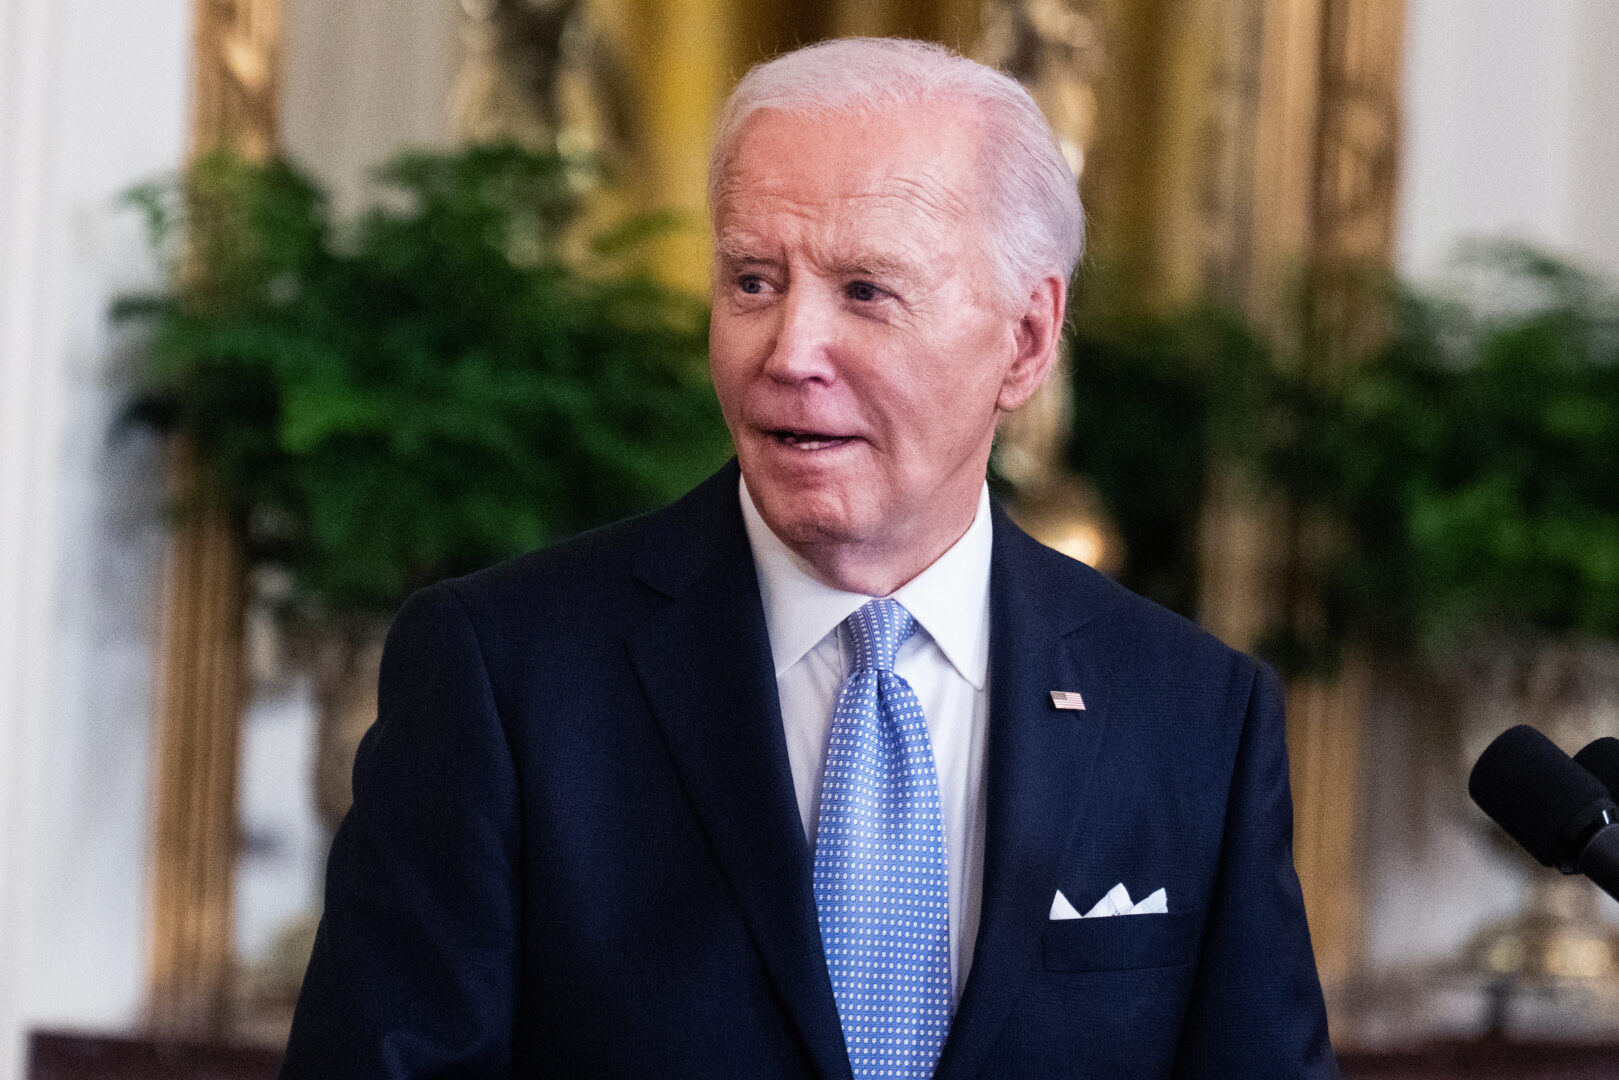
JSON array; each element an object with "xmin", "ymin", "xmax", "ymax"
[{"xmin": 1050, "ymin": 884, "xmax": 1168, "ymax": 920}]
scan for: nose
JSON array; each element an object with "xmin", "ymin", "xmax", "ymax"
[{"xmin": 761, "ymin": 284, "xmax": 838, "ymax": 385}]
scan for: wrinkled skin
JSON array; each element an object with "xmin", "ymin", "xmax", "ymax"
[{"xmin": 709, "ymin": 101, "xmax": 1066, "ymax": 595}]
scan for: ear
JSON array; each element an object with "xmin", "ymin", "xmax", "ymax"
[{"xmin": 996, "ymin": 273, "xmax": 1067, "ymax": 412}]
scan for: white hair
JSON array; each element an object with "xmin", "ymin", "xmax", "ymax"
[{"xmin": 708, "ymin": 37, "xmax": 1085, "ymax": 305}]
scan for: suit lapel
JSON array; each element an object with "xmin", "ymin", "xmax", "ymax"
[
  {"xmin": 935, "ymin": 507, "xmax": 1115, "ymax": 1080},
  {"xmin": 625, "ymin": 465, "xmax": 852, "ymax": 1080}
]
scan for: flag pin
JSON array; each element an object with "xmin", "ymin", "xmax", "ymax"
[{"xmin": 1050, "ymin": 690, "xmax": 1086, "ymax": 711}]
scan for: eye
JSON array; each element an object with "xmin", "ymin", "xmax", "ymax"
[
  {"xmin": 846, "ymin": 281, "xmax": 884, "ymax": 303},
  {"xmin": 738, "ymin": 275, "xmax": 767, "ymax": 295}
]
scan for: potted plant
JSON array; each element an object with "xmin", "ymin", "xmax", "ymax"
[
  {"xmin": 1065, "ymin": 248, "xmax": 1619, "ymax": 671},
  {"xmin": 1061, "ymin": 286, "xmax": 1270, "ymax": 622},
  {"xmin": 118, "ymin": 143, "xmax": 731, "ymax": 828},
  {"xmin": 1262, "ymin": 244, "xmax": 1619, "ymax": 661}
]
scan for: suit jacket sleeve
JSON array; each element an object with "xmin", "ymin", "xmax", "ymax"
[
  {"xmin": 1170, "ymin": 661, "xmax": 1339, "ymax": 1078},
  {"xmin": 280, "ymin": 583, "xmax": 519, "ymax": 1079}
]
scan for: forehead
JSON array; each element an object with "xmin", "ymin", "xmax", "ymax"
[{"xmin": 712, "ymin": 104, "xmax": 986, "ymax": 250}]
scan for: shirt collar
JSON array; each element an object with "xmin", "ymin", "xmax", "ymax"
[{"xmin": 739, "ymin": 476, "xmax": 993, "ymax": 690}]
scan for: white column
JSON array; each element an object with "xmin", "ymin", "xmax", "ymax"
[
  {"xmin": 0, "ymin": 0, "xmax": 191, "ymax": 1075},
  {"xmin": 1566, "ymin": 0, "xmax": 1619, "ymax": 273},
  {"xmin": 1398, "ymin": 0, "xmax": 1619, "ymax": 279},
  {"xmin": 281, "ymin": 0, "xmax": 461, "ymax": 214}
]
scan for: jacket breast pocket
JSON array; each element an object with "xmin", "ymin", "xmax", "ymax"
[{"xmin": 1041, "ymin": 910, "xmax": 1203, "ymax": 973}]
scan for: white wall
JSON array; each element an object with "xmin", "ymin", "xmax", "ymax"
[
  {"xmin": 281, "ymin": 0, "xmax": 461, "ymax": 214},
  {"xmin": 1567, "ymin": 2, "xmax": 1619, "ymax": 272},
  {"xmin": 0, "ymin": 0, "xmax": 191, "ymax": 1075},
  {"xmin": 1398, "ymin": 0, "xmax": 1619, "ymax": 279}
]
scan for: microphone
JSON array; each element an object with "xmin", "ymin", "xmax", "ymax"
[
  {"xmin": 1469, "ymin": 724, "xmax": 1619, "ymax": 902},
  {"xmin": 1575, "ymin": 736, "xmax": 1619, "ymax": 797}
]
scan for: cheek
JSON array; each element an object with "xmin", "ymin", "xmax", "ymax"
[
  {"xmin": 892, "ymin": 342, "xmax": 1010, "ymax": 447},
  {"xmin": 910, "ymin": 336, "xmax": 1000, "ymax": 404},
  {"xmin": 707, "ymin": 322, "xmax": 754, "ymax": 414},
  {"xmin": 942, "ymin": 325, "xmax": 1017, "ymax": 401}
]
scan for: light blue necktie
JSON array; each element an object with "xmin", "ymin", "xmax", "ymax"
[{"xmin": 813, "ymin": 598, "xmax": 952, "ymax": 1079}]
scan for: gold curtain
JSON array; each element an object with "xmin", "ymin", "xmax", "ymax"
[{"xmin": 146, "ymin": 0, "xmax": 281, "ymax": 1037}]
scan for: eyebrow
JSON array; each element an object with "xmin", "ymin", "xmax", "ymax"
[
  {"xmin": 829, "ymin": 253, "xmax": 919, "ymax": 283},
  {"xmin": 714, "ymin": 241, "xmax": 775, "ymax": 268},
  {"xmin": 714, "ymin": 237, "xmax": 923, "ymax": 285}
]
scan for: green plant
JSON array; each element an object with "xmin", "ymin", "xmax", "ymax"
[
  {"xmin": 1063, "ymin": 297, "xmax": 1269, "ymax": 619},
  {"xmin": 1273, "ymin": 244, "xmax": 1619, "ymax": 656},
  {"xmin": 1066, "ymin": 246, "xmax": 1619, "ymax": 669},
  {"xmin": 118, "ymin": 145, "xmax": 731, "ymax": 619}
]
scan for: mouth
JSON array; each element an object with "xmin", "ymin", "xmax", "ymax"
[{"xmin": 765, "ymin": 428, "xmax": 855, "ymax": 451}]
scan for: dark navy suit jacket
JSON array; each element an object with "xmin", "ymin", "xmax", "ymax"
[{"xmin": 281, "ymin": 461, "xmax": 1337, "ymax": 1078}]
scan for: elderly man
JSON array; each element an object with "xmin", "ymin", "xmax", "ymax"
[{"xmin": 282, "ymin": 37, "xmax": 1336, "ymax": 1080}]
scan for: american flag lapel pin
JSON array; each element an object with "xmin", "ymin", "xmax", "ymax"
[{"xmin": 1049, "ymin": 690, "xmax": 1087, "ymax": 711}]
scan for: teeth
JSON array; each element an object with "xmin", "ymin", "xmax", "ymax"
[{"xmin": 767, "ymin": 427, "xmax": 853, "ymax": 452}]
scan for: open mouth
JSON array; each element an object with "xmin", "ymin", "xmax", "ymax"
[{"xmin": 768, "ymin": 429, "xmax": 853, "ymax": 451}]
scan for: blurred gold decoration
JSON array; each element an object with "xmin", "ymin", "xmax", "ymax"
[
  {"xmin": 189, "ymin": 0, "xmax": 282, "ymax": 161},
  {"xmin": 1170, "ymin": 0, "xmax": 1406, "ymax": 993},
  {"xmin": 1471, "ymin": 881, "xmax": 1619, "ymax": 983},
  {"xmin": 974, "ymin": 0, "xmax": 1104, "ymax": 179},
  {"xmin": 147, "ymin": 447, "xmax": 248, "ymax": 1038},
  {"xmin": 310, "ymin": 626, "xmax": 388, "ymax": 835},
  {"xmin": 148, "ymin": 0, "xmax": 283, "ymax": 1036},
  {"xmin": 452, "ymin": 0, "xmax": 630, "ymax": 169},
  {"xmin": 452, "ymin": 0, "xmax": 739, "ymax": 291},
  {"xmin": 1311, "ymin": 0, "xmax": 1404, "ymax": 288},
  {"xmin": 989, "ymin": 337, "xmax": 1120, "ymax": 575},
  {"xmin": 1002, "ymin": 470, "xmax": 1122, "ymax": 575},
  {"xmin": 972, "ymin": 0, "xmax": 1119, "ymax": 572},
  {"xmin": 1285, "ymin": 0, "xmax": 1404, "ymax": 996},
  {"xmin": 973, "ymin": 0, "xmax": 1100, "ymax": 475}
]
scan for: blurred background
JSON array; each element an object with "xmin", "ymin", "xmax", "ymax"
[{"xmin": 3, "ymin": 0, "xmax": 1619, "ymax": 1077}]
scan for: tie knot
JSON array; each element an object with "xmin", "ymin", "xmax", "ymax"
[{"xmin": 845, "ymin": 598, "xmax": 917, "ymax": 674}]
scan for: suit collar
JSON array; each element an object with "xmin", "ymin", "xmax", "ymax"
[
  {"xmin": 628, "ymin": 461, "xmax": 854, "ymax": 1080},
  {"xmin": 629, "ymin": 458, "xmax": 746, "ymax": 598}
]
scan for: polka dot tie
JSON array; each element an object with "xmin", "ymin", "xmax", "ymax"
[{"xmin": 813, "ymin": 598, "xmax": 952, "ymax": 1079}]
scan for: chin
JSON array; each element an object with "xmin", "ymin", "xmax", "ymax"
[{"xmin": 750, "ymin": 479, "xmax": 871, "ymax": 548}]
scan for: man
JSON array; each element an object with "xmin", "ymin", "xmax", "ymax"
[{"xmin": 282, "ymin": 37, "xmax": 1337, "ymax": 1079}]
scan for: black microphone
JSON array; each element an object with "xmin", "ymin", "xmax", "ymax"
[
  {"xmin": 1575, "ymin": 736, "xmax": 1619, "ymax": 798},
  {"xmin": 1469, "ymin": 724, "xmax": 1619, "ymax": 902}
]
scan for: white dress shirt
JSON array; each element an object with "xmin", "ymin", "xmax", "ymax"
[{"xmin": 739, "ymin": 477, "xmax": 992, "ymax": 1000}]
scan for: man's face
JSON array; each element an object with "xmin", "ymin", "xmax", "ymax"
[{"xmin": 709, "ymin": 103, "xmax": 1048, "ymax": 585}]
